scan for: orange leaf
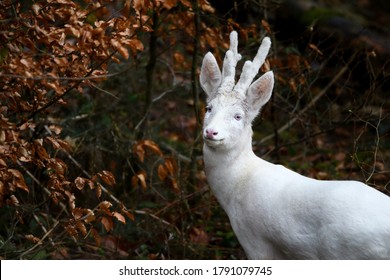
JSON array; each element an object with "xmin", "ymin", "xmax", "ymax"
[
  {"xmin": 143, "ymin": 140, "xmax": 162, "ymax": 156},
  {"xmin": 157, "ymin": 164, "xmax": 168, "ymax": 180},
  {"xmin": 164, "ymin": 158, "xmax": 176, "ymax": 175}
]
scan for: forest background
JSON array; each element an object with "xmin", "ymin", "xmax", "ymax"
[{"xmin": 0, "ymin": 0, "xmax": 389, "ymax": 259}]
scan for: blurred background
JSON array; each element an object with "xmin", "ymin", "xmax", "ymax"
[{"xmin": 0, "ymin": 0, "xmax": 389, "ymax": 259}]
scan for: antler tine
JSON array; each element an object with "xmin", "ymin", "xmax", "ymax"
[
  {"xmin": 233, "ymin": 37, "xmax": 271, "ymax": 95},
  {"xmin": 220, "ymin": 31, "xmax": 242, "ymax": 93}
]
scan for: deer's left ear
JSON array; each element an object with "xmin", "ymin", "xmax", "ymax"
[{"xmin": 246, "ymin": 71, "xmax": 274, "ymax": 119}]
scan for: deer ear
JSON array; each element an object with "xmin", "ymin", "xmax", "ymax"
[
  {"xmin": 200, "ymin": 52, "xmax": 221, "ymax": 100},
  {"xmin": 247, "ymin": 71, "xmax": 274, "ymax": 119}
]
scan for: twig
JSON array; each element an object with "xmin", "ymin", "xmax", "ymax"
[
  {"xmin": 259, "ymin": 51, "xmax": 358, "ymax": 144},
  {"xmin": 19, "ymin": 219, "xmax": 60, "ymax": 259},
  {"xmin": 16, "ymin": 51, "xmax": 118, "ymax": 128},
  {"xmin": 191, "ymin": 0, "xmax": 201, "ymax": 125},
  {"xmin": 134, "ymin": 210, "xmax": 181, "ymax": 235},
  {"xmin": 0, "ymin": 69, "xmax": 129, "ymax": 81},
  {"xmin": 134, "ymin": 89, "xmax": 174, "ymax": 131}
]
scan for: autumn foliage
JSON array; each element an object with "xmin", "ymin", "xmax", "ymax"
[{"xmin": 1, "ymin": 0, "xmax": 389, "ymax": 259}]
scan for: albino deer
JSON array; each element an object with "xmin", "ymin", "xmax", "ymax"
[{"xmin": 200, "ymin": 31, "xmax": 390, "ymax": 259}]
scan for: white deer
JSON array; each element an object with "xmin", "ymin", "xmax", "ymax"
[{"xmin": 200, "ymin": 31, "xmax": 390, "ymax": 259}]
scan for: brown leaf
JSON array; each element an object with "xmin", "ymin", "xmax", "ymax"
[
  {"xmin": 261, "ymin": 19, "xmax": 272, "ymax": 34},
  {"xmin": 76, "ymin": 220, "xmax": 87, "ymax": 236},
  {"xmin": 72, "ymin": 208, "xmax": 84, "ymax": 220},
  {"xmin": 95, "ymin": 183, "xmax": 102, "ymax": 199},
  {"xmin": 127, "ymin": 39, "xmax": 144, "ymax": 54},
  {"xmin": 158, "ymin": 0, "xmax": 178, "ymax": 10},
  {"xmin": 143, "ymin": 140, "xmax": 163, "ymax": 156},
  {"xmin": 132, "ymin": 172, "xmax": 147, "ymax": 190},
  {"xmin": 90, "ymin": 227, "xmax": 101, "ymax": 246},
  {"xmin": 189, "ymin": 227, "xmax": 209, "ymax": 245},
  {"xmin": 99, "ymin": 201, "xmax": 112, "ymax": 215},
  {"xmin": 74, "ymin": 177, "xmax": 87, "ymax": 190},
  {"xmin": 8, "ymin": 169, "xmax": 29, "ymax": 193},
  {"xmin": 199, "ymin": 0, "xmax": 215, "ymax": 13},
  {"xmin": 48, "ymin": 125, "xmax": 62, "ymax": 135},
  {"xmin": 170, "ymin": 178, "xmax": 180, "ymax": 192},
  {"xmin": 98, "ymin": 170, "xmax": 116, "ymax": 186},
  {"xmin": 309, "ymin": 43, "xmax": 323, "ymax": 55},
  {"xmin": 99, "ymin": 200, "xmax": 112, "ymax": 209},
  {"xmin": 133, "ymin": 142, "xmax": 145, "ymax": 162},
  {"xmin": 25, "ymin": 234, "xmax": 41, "ymax": 244},
  {"xmin": 111, "ymin": 39, "xmax": 129, "ymax": 59},
  {"xmin": 46, "ymin": 136, "xmax": 61, "ymax": 149},
  {"xmin": 84, "ymin": 209, "xmax": 95, "ymax": 223},
  {"xmin": 112, "ymin": 212, "xmax": 126, "ymax": 224},
  {"xmin": 48, "ymin": 158, "xmax": 67, "ymax": 175},
  {"xmin": 7, "ymin": 195, "xmax": 20, "ymax": 206},
  {"xmin": 289, "ymin": 78, "xmax": 297, "ymax": 93},
  {"xmin": 33, "ymin": 139, "xmax": 49, "ymax": 160},
  {"xmin": 65, "ymin": 224, "xmax": 78, "ymax": 236},
  {"xmin": 100, "ymin": 216, "xmax": 114, "ymax": 232},
  {"xmin": 121, "ymin": 208, "xmax": 135, "ymax": 221},
  {"xmin": 65, "ymin": 190, "xmax": 75, "ymax": 210}
]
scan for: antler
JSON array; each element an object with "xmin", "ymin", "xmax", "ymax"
[
  {"xmin": 233, "ymin": 36, "xmax": 271, "ymax": 95},
  {"xmin": 200, "ymin": 31, "xmax": 271, "ymax": 99},
  {"xmin": 219, "ymin": 31, "xmax": 242, "ymax": 93}
]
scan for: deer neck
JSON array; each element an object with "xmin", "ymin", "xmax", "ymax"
[{"xmin": 203, "ymin": 127, "xmax": 257, "ymax": 209}]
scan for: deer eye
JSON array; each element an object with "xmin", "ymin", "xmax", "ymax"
[
  {"xmin": 234, "ymin": 114, "xmax": 242, "ymax": 121},
  {"xmin": 205, "ymin": 106, "xmax": 212, "ymax": 113}
]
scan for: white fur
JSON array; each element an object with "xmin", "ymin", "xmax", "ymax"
[{"xmin": 200, "ymin": 31, "xmax": 390, "ymax": 259}]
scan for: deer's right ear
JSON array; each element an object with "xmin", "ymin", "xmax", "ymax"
[{"xmin": 200, "ymin": 52, "xmax": 221, "ymax": 100}]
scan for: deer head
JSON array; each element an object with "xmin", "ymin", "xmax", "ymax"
[{"xmin": 200, "ymin": 31, "xmax": 274, "ymax": 150}]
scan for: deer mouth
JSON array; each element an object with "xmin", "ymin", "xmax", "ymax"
[{"xmin": 203, "ymin": 136, "xmax": 224, "ymax": 146}]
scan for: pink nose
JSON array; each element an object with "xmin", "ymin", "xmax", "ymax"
[{"xmin": 205, "ymin": 128, "xmax": 218, "ymax": 139}]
